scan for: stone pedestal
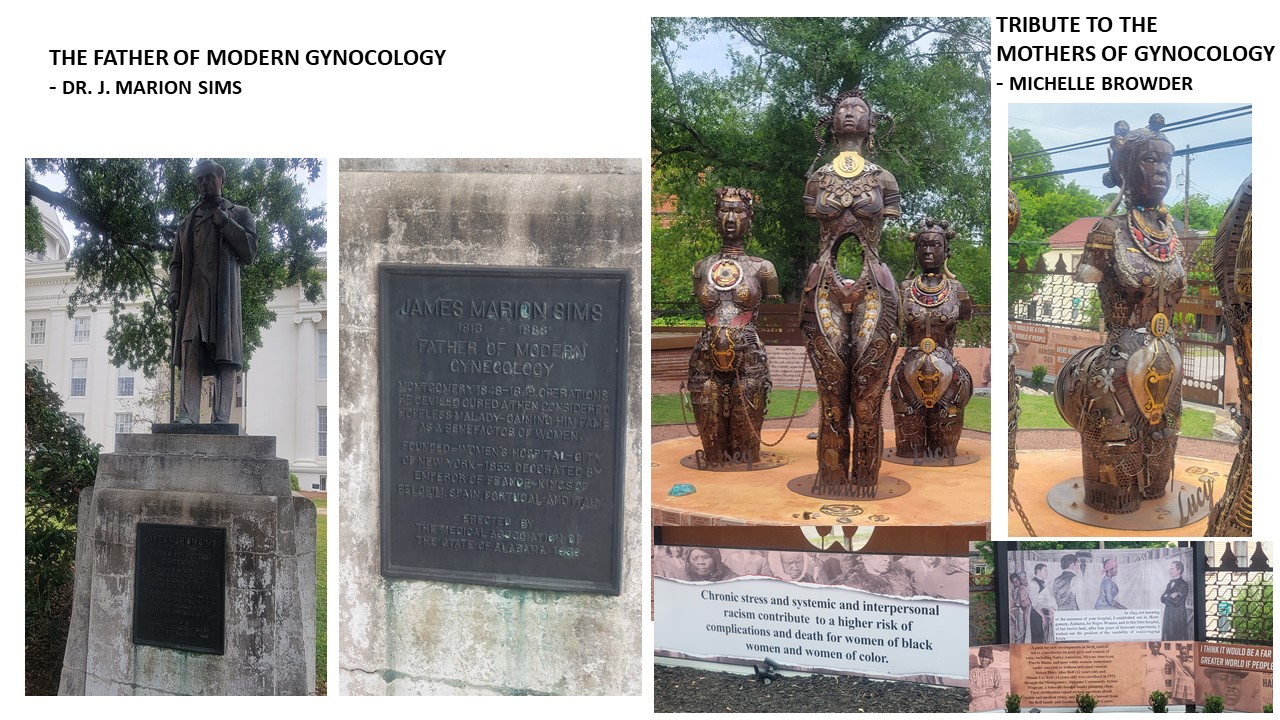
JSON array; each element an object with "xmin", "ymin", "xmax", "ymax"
[{"xmin": 58, "ymin": 434, "xmax": 316, "ymax": 695}]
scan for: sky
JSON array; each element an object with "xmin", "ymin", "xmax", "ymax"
[{"xmin": 1009, "ymin": 103, "xmax": 1252, "ymax": 206}]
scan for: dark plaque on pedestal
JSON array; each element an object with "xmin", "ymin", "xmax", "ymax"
[
  {"xmin": 379, "ymin": 264, "xmax": 629, "ymax": 595},
  {"xmin": 132, "ymin": 523, "xmax": 226, "ymax": 654}
]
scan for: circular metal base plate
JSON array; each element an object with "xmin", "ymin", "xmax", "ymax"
[
  {"xmin": 786, "ymin": 474, "xmax": 911, "ymax": 501},
  {"xmin": 678, "ymin": 451, "xmax": 791, "ymax": 472},
  {"xmin": 881, "ymin": 447, "xmax": 981, "ymax": 467},
  {"xmin": 1046, "ymin": 478, "xmax": 1212, "ymax": 530}
]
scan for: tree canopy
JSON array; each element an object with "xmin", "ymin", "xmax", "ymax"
[
  {"xmin": 1008, "ymin": 128, "xmax": 1106, "ymax": 306},
  {"xmin": 652, "ymin": 18, "xmax": 991, "ymax": 323},
  {"xmin": 25, "ymin": 158, "xmax": 325, "ymax": 378}
]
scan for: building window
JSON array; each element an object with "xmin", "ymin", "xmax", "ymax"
[
  {"xmin": 115, "ymin": 412, "xmax": 133, "ymax": 434},
  {"xmin": 1042, "ymin": 300, "xmax": 1053, "ymax": 319},
  {"xmin": 73, "ymin": 316, "xmax": 91, "ymax": 343},
  {"xmin": 318, "ymin": 475, "xmax": 327, "ymax": 492},
  {"xmin": 30, "ymin": 319, "xmax": 46, "ymax": 345},
  {"xmin": 235, "ymin": 373, "xmax": 244, "ymax": 408},
  {"xmin": 70, "ymin": 358, "xmax": 88, "ymax": 397},
  {"xmin": 317, "ymin": 407, "xmax": 327, "ymax": 457},
  {"xmin": 69, "ymin": 413, "xmax": 84, "ymax": 427},
  {"xmin": 1025, "ymin": 301, "xmax": 1037, "ymax": 319},
  {"xmin": 28, "ymin": 359, "xmax": 43, "ymax": 372},
  {"xmin": 317, "ymin": 330, "xmax": 327, "ymax": 380},
  {"xmin": 117, "ymin": 366, "xmax": 135, "ymax": 397}
]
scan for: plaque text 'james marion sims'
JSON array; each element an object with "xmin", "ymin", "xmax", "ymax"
[
  {"xmin": 379, "ymin": 265, "xmax": 628, "ymax": 594},
  {"xmin": 133, "ymin": 523, "xmax": 226, "ymax": 654}
]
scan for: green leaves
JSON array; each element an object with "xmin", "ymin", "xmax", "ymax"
[
  {"xmin": 653, "ymin": 18, "xmax": 991, "ymax": 312},
  {"xmin": 25, "ymin": 158, "xmax": 326, "ymax": 377}
]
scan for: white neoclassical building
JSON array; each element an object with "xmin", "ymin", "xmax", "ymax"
[{"xmin": 25, "ymin": 199, "xmax": 330, "ymax": 492}]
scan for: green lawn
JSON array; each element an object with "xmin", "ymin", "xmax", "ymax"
[
  {"xmin": 315, "ymin": 512, "xmax": 327, "ymax": 695},
  {"xmin": 652, "ymin": 390, "xmax": 818, "ymax": 425},
  {"xmin": 311, "ymin": 496, "xmax": 327, "ymax": 510},
  {"xmin": 1017, "ymin": 394, "xmax": 1217, "ymax": 439},
  {"xmin": 653, "ymin": 391, "xmax": 991, "ymax": 432}
]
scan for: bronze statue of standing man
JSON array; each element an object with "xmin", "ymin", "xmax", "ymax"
[{"xmin": 169, "ymin": 160, "xmax": 257, "ymax": 424}]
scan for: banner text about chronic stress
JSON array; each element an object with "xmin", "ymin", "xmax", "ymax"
[
  {"xmin": 45, "ymin": 48, "xmax": 446, "ymax": 96},
  {"xmin": 996, "ymin": 16, "xmax": 1273, "ymax": 91}
]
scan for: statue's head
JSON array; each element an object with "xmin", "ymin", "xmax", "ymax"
[
  {"xmin": 910, "ymin": 218, "xmax": 957, "ymax": 273},
  {"xmin": 713, "ymin": 186, "xmax": 754, "ymax": 245},
  {"xmin": 814, "ymin": 87, "xmax": 878, "ymax": 154},
  {"xmin": 194, "ymin": 159, "xmax": 226, "ymax": 201},
  {"xmin": 1103, "ymin": 114, "xmax": 1174, "ymax": 209}
]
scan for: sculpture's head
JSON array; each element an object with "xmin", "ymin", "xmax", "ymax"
[
  {"xmin": 910, "ymin": 218, "xmax": 957, "ymax": 274},
  {"xmin": 814, "ymin": 87, "xmax": 877, "ymax": 154},
  {"xmin": 713, "ymin": 186, "xmax": 754, "ymax": 245},
  {"xmin": 194, "ymin": 159, "xmax": 226, "ymax": 201},
  {"xmin": 1103, "ymin": 114, "xmax": 1174, "ymax": 210}
]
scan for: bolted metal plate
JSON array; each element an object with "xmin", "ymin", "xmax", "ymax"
[
  {"xmin": 881, "ymin": 447, "xmax": 981, "ymax": 467},
  {"xmin": 787, "ymin": 474, "xmax": 911, "ymax": 500},
  {"xmin": 678, "ymin": 451, "xmax": 791, "ymax": 471},
  {"xmin": 379, "ymin": 264, "xmax": 629, "ymax": 595},
  {"xmin": 1046, "ymin": 477, "xmax": 1212, "ymax": 530},
  {"xmin": 132, "ymin": 522, "xmax": 226, "ymax": 655}
]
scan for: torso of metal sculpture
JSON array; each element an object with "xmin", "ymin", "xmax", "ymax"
[
  {"xmin": 1054, "ymin": 116, "xmax": 1186, "ymax": 513},
  {"xmin": 1207, "ymin": 175, "xmax": 1251, "ymax": 536},
  {"xmin": 800, "ymin": 89, "xmax": 901, "ymax": 493},
  {"xmin": 688, "ymin": 187, "xmax": 780, "ymax": 466},
  {"xmin": 891, "ymin": 219, "xmax": 973, "ymax": 463}
]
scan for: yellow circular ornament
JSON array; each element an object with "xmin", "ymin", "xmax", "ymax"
[
  {"xmin": 920, "ymin": 337, "xmax": 937, "ymax": 353},
  {"xmin": 1150, "ymin": 312, "xmax": 1168, "ymax": 337},
  {"xmin": 832, "ymin": 151, "xmax": 866, "ymax": 178}
]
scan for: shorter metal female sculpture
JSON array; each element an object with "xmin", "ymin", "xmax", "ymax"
[
  {"xmin": 688, "ymin": 187, "xmax": 780, "ymax": 466},
  {"xmin": 801, "ymin": 88, "xmax": 901, "ymax": 495},
  {"xmin": 1207, "ymin": 175, "xmax": 1251, "ymax": 537},
  {"xmin": 890, "ymin": 219, "xmax": 973, "ymax": 463},
  {"xmin": 1055, "ymin": 115, "xmax": 1186, "ymax": 514}
]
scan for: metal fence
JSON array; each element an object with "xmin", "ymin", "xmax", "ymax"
[{"xmin": 1202, "ymin": 542, "xmax": 1273, "ymax": 646}]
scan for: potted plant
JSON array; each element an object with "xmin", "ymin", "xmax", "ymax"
[
  {"xmin": 1203, "ymin": 695, "xmax": 1225, "ymax": 713},
  {"xmin": 1005, "ymin": 693, "xmax": 1021, "ymax": 713},
  {"xmin": 1149, "ymin": 690, "xmax": 1168, "ymax": 713},
  {"xmin": 1075, "ymin": 692, "xmax": 1097, "ymax": 713}
]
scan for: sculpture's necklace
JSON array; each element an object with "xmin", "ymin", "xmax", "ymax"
[
  {"xmin": 832, "ymin": 150, "xmax": 867, "ymax": 179},
  {"xmin": 911, "ymin": 273, "xmax": 949, "ymax": 308},
  {"xmin": 1128, "ymin": 206, "xmax": 1176, "ymax": 262}
]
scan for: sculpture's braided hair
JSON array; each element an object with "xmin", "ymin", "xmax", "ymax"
[{"xmin": 1102, "ymin": 113, "xmax": 1172, "ymax": 201}]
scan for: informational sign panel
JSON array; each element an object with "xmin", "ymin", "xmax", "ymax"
[
  {"xmin": 1004, "ymin": 547, "xmax": 1194, "ymax": 644},
  {"xmin": 971, "ymin": 641, "xmax": 1272, "ymax": 711},
  {"xmin": 379, "ymin": 265, "xmax": 629, "ymax": 594},
  {"xmin": 132, "ymin": 523, "xmax": 226, "ymax": 654},
  {"xmin": 654, "ymin": 546, "xmax": 968, "ymax": 686}
]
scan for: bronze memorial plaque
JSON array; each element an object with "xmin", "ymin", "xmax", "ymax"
[
  {"xmin": 379, "ymin": 264, "xmax": 629, "ymax": 594},
  {"xmin": 132, "ymin": 522, "xmax": 226, "ymax": 654}
]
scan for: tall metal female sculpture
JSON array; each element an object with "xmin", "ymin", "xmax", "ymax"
[
  {"xmin": 688, "ymin": 187, "xmax": 780, "ymax": 466},
  {"xmin": 1207, "ymin": 176, "xmax": 1251, "ymax": 536},
  {"xmin": 1054, "ymin": 115, "xmax": 1186, "ymax": 514},
  {"xmin": 801, "ymin": 88, "xmax": 901, "ymax": 494},
  {"xmin": 890, "ymin": 219, "xmax": 973, "ymax": 463}
]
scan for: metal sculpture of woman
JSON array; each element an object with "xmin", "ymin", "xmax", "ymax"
[
  {"xmin": 688, "ymin": 187, "xmax": 780, "ymax": 466},
  {"xmin": 890, "ymin": 219, "xmax": 973, "ymax": 463},
  {"xmin": 801, "ymin": 88, "xmax": 901, "ymax": 494},
  {"xmin": 1207, "ymin": 175, "xmax": 1251, "ymax": 536},
  {"xmin": 1055, "ymin": 115, "xmax": 1186, "ymax": 514}
]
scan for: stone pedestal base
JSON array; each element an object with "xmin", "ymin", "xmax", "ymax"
[{"xmin": 58, "ymin": 434, "xmax": 316, "ymax": 696}]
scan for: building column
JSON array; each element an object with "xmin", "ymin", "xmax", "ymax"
[{"xmin": 293, "ymin": 313, "xmax": 321, "ymax": 463}]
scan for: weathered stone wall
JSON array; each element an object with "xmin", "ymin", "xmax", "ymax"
[
  {"xmin": 59, "ymin": 434, "xmax": 315, "ymax": 695},
  {"xmin": 338, "ymin": 159, "xmax": 642, "ymax": 695}
]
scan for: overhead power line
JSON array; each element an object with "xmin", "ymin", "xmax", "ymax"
[
  {"xmin": 1011, "ymin": 105, "xmax": 1252, "ymax": 161},
  {"xmin": 1011, "ymin": 137, "xmax": 1251, "ymax": 183}
]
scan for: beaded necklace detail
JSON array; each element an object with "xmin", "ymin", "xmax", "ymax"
[
  {"xmin": 1128, "ymin": 206, "xmax": 1176, "ymax": 262},
  {"xmin": 911, "ymin": 274, "xmax": 950, "ymax": 307}
]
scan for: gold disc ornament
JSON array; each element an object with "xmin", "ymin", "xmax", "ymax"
[
  {"xmin": 832, "ymin": 151, "xmax": 866, "ymax": 178},
  {"xmin": 920, "ymin": 337, "xmax": 937, "ymax": 353},
  {"xmin": 708, "ymin": 258, "xmax": 744, "ymax": 290}
]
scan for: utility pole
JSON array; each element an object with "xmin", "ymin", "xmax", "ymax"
[{"xmin": 1183, "ymin": 145, "xmax": 1192, "ymax": 230}]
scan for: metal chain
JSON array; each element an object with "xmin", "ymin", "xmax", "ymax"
[
  {"xmin": 677, "ymin": 382, "xmax": 700, "ymax": 437},
  {"xmin": 1009, "ymin": 475, "xmax": 1037, "ymax": 537}
]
